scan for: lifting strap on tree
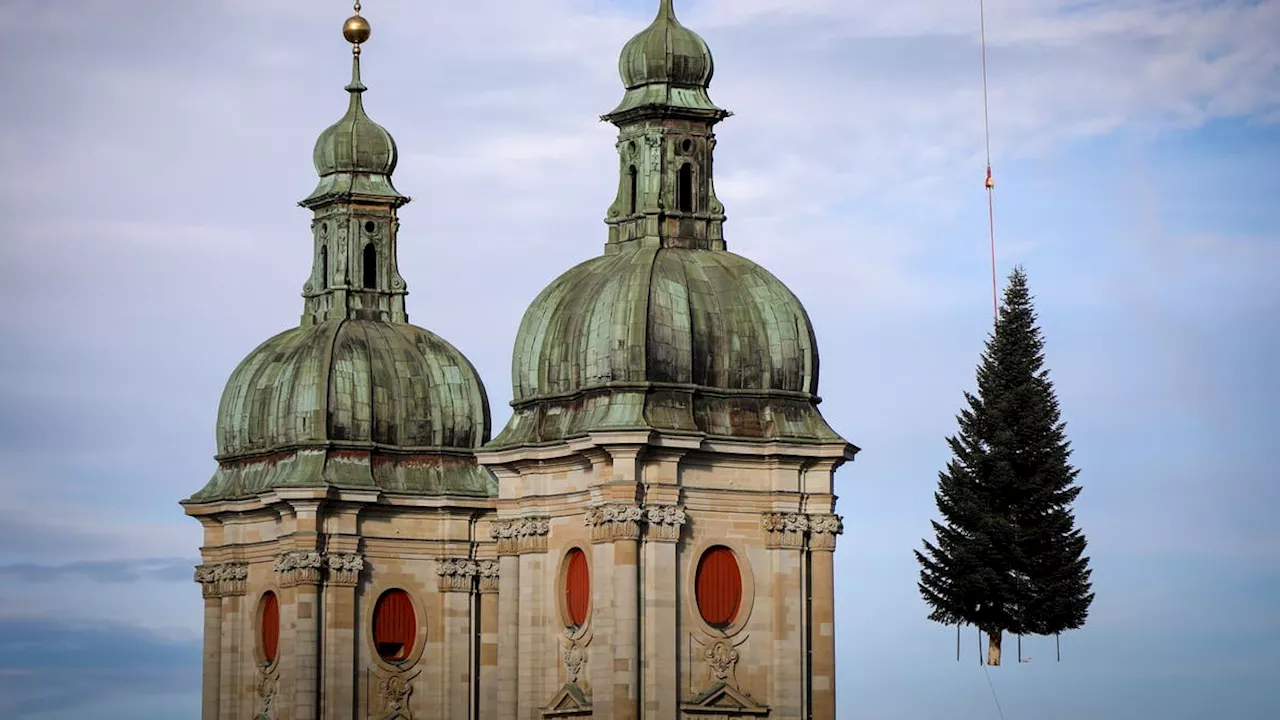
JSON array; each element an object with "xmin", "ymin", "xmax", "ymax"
[{"xmin": 979, "ymin": 0, "xmax": 998, "ymax": 326}]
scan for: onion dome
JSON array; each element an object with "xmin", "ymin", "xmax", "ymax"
[
  {"xmin": 607, "ymin": 0, "xmax": 724, "ymax": 119},
  {"xmin": 619, "ymin": 0, "xmax": 713, "ymax": 89},
  {"xmin": 489, "ymin": 247, "xmax": 844, "ymax": 448},
  {"xmin": 303, "ymin": 9, "xmax": 404, "ymax": 204}
]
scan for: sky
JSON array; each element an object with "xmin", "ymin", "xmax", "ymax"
[{"xmin": 0, "ymin": 0, "xmax": 1277, "ymax": 717}]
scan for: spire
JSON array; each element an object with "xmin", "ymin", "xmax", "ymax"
[
  {"xmin": 602, "ymin": 0, "xmax": 729, "ymax": 252},
  {"xmin": 343, "ymin": 2, "xmax": 369, "ymax": 93},
  {"xmin": 303, "ymin": 1, "xmax": 403, "ymax": 207},
  {"xmin": 298, "ymin": 2, "xmax": 411, "ymax": 326}
]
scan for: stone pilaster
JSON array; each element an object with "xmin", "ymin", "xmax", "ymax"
[
  {"xmin": 585, "ymin": 502, "xmax": 642, "ymax": 720},
  {"xmin": 276, "ymin": 550, "xmax": 323, "ymax": 719},
  {"xmin": 194, "ymin": 564, "xmax": 242, "ymax": 720},
  {"xmin": 491, "ymin": 522, "xmax": 523, "ymax": 719},
  {"xmin": 770, "ymin": 540, "xmax": 805, "ymax": 716},
  {"xmin": 435, "ymin": 558, "xmax": 475, "ymax": 719},
  {"xmin": 808, "ymin": 515, "xmax": 842, "ymax": 718},
  {"xmin": 477, "ymin": 561, "xmax": 500, "ymax": 719},
  {"xmin": 641, "ymin": 505, "xmax": 683, "ymax": 717},
  {"xmin": 193, "ymin": 563, "xmax": 247, "ymax": 720},
  {"xmin": 323, "ymin": 553, "xmax": 363, "ymax": 720}
]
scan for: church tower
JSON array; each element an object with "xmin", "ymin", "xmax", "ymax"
[
  {"xmin": 477, "ymin": 1, "xmax": 858, "ymax": 717},
  {"xmin": 182, "ymin": 6, "xmax": 499, "ymax": 718}
]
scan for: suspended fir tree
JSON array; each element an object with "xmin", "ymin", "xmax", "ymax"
[{"xmin": 916, "ymin": 266, "xmax": 1094, "ymax": 665}]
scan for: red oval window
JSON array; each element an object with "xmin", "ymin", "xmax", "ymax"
[
  {"xmin": 695, "ymin": 546, "xmax": 742, "ymax": 628},
  {"xmin": 565, "ymin": 548, "xmax": 590, "ymax": 628},
  {"xmin": 260, "ymin": 591, "xmax": 279, "ymax": 664},
  {"xmin": 373, "ymin": 589, "xmax": 416, "ymax": 662}
]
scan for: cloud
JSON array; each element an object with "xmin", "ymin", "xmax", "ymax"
[
  {"xmin": 0, "ymin": 617, "xmax": 199, "ymax": 718},
  {"xmin": 0, "ymin": 558, "xmax": 197, "ymax": 585}
]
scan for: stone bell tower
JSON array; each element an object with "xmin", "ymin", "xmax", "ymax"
[
  {"xmin": 476, "ymin": 2, "xmax": 859, "ymax": 718},
  {"xmin": 182, "ymin": 5, "xmax": 498, "ymax": 719}
]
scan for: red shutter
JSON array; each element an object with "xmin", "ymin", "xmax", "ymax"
[
  {"xmin": 260, "ymin": 592, "xmax": 279, "ymax": 663},
  {"xmin": 696, "ymin": 546, "xmax": 742, "ymax": 628},
  {"xmin": 373, "ymin": 589, "xmax": 417, "ymax": 661},
  {"xmin": 565, "ymin": 548, "xmax": 590, "ymax": 627}
]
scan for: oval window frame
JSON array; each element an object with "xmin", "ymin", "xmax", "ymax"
[
  {"xmin": 685, "ymin": 539, "xmax": 756, "ymax": 638},
  {"xmin": 562, "ymin": 547, "xmax": 591, "ymax": 630},
  {"xmin": 366, "ymin": 587, "xmax": 424, "ymax": 670},
  {"xmin": 257, "ymin": 590, "xmax": 280, "ymax": 669}
]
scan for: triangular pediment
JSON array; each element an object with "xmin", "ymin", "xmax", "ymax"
[
  {"xmin": 681, "ymin": 682, "xmax": 770, "ymax": 716},
  {"xmin": 542, "ymin": 683, "xmax": 592, "ymax": 717}
]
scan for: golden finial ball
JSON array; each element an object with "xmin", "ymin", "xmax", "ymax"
[{"xmin": 343, "ymin": 15, "xmax": 371, "ymax": 45}]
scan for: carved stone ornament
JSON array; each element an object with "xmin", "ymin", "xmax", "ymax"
[
  {"xmin": 761, "ymin": 512, "xmax": 809, "ymax": 549},
  {"xmin": 436, "ymin": 558, "xmax": 478, "ymax": 593},
  {"xmin": 274, "ymin": 550, "xmax": 323, "ymax": 587},
  {"xmin": 705, "ymin": 640, "xmax": 741, "ymax": 686},
  {"xmin": 761, "ymin": 512, "xmax": 844, "ymax": 550},
  {"xmin": 477, "ymin": 560, "xmax": 500, "ymax": 594},
  {"xmin": 563, "ymin": 639, "xmax": 586, "ymax": 684},
  {"xmin": 583, "ymin": 502, "xmax": 644, "ymax": 542},
  {"xmin": 808, "ymin": 513, "xmax": 845, "ymax": 550},
  {"xmin": 645, "ymin": 504, "xmax": 688, "ymax": 542},
  {"xmin": 255, "ymin": 670, "xmax": 278, "ymax": 720},
  {"xmin": 193, "ymin": 562, "xmax": 248, "ymax": 598},
  {"xmin": 327, "ymin": 552, "xmax": 365, "ymax": 586},
  {"xmin": 376, "ymin": 673, "xmax": 413, "ymax": 720},
  {"xmin": 491, "ymin": 516, "xmax": 551, "ymax": 555}
]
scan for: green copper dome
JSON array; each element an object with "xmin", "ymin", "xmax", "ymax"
[
  {"xmin": 489, "ymin": 245, "xmax": 844, "ymax": 448},
  {"xmin": 190, "ymin": 320, "xmax": 493, "ymax": 502},
  {"xmin": 607, "ymin": 0, "xmax": 724, "ymax": 119},
  {"xmin": 619, "ymin": 0, "xmax": 713, "ymax": 90},
  {"xmin": 304, "ymin": 56, "xmax": 405, "ymax": 204}
]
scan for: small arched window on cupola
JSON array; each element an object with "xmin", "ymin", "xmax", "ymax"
[
  {"xmin": 363, "ymin": 243, "xmax": 377, "ymax": 289},
  {"xmin": 677, "ymin": 163, "xmax": 694, "ymax": 213},
  {"xmin": 319, "ymin": 245, "xmax": 328, "ymax": 290},
  {"xmin": 628, "ymin": 165, "xmax": 639, "ymax": 214}
]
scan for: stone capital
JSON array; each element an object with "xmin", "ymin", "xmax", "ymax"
[
  {"xmin": 326, "ymin": 552, "xmax": 365, "ymax": 586},
  {"xmin": 761, "ymin": 512, "xmax": 844, "ymax": 550},
  {"xmin": 762, "ymin": 512, "xmax": 809, "ymax": 549},
  {"xmin": 644, "ymin": 504, "xmax": 687, "ymax": 542},
  {"xmin": 490, "ymin": 516, "xmax": 551, "ymax": 555},
  {"xmin": 808, "ymin": 513, "xmax": 844, "ymax": 551},
  {"xmin": 274, "ymin": 550, "xmax": 323, "ymax": 587},
  {"xmin": 477, "ymin": 560, "xmax": 500, "ymax": 594},
  {"xmin": 584, "ymin": 502, "xmax": 644, "ymax": 542},
  {"xmin": 436, "ymin": 557, "xmax": 478, "ymax": 593},
  {"xmin": 193, "ymin": 562, "xmax": 248, "ymax": 598}
]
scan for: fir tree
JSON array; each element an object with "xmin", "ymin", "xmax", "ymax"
[{"xmin": 916, "ymin": 266, "xmax": 1094, "ymax": 665}]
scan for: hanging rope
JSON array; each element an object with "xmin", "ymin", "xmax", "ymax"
[
  {"xmin": 979, "ymin": 0, "xmax": 998, "ymax": 324},
  {"xmin": 982, "ymin": 663, "xmax": 1007, "ymax": 720}
]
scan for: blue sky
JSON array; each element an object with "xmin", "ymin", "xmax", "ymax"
[{"xmin": 0, "ymin": 0, "xmax": 1277, "ymax": 717}]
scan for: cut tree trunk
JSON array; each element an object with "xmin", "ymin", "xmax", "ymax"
[{"xmin": 987, "ymin": 628, "xmax": 1003, "ymax": 666}]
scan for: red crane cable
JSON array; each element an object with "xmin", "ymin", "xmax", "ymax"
[{"xmin": 979, "ymin": 0, "xmax": 998, "ymax": 325}]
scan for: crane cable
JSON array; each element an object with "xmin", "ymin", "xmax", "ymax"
[{"xmin": 980, "ymin": 0, "xmax": 998, "ymax": 325}]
